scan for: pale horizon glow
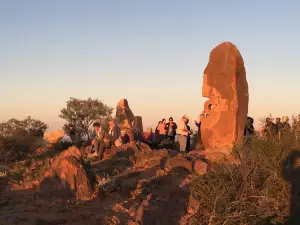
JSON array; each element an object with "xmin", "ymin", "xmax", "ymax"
[{"xmin": 1, "ymin": 1, "xmax": 300, "ymax": 132}]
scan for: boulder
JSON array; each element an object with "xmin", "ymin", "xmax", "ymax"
[
  {"xmin": 44, "ymin": 130, "xmax": 65, "ymax": 144},
  {"xmin": 116, "ymin": 98, "xmax": 135, "ymax": 141},
  {"xmin": 165, "ymin": 156, "xmax": 193, "ymax": 173},
  {"xmin": 201, "ymin": 42, "xmax": 248, "ymax": 154},
  {"xmin": 187, "ymin": 193, "xmax": 200, "ymax": 215},
  {"xmin": 38, "ymin": 146, "xmax": 93, "ymax": 200},
  {"xmin": 193, "ymin": 160, "xmax": 208, "ymax": 175}
]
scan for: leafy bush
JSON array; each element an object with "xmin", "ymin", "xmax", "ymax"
[
  {"xmin": 59, "ymin": 97, "xmax": 113, "ymax": 140},
  {"xmin": 0, "ymin": 117, "xmax": 48, "ymax": 162},
  {"xmin": 190, "ymin": 135, "xmax": 295, "ymax": 225}
]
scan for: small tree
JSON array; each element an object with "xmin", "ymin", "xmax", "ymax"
[
  {"xmin": 0, "ymin": 116, "xmax": 48, "ymax": 162},
  {"xmin": 59, "ymin": 97, "xmax": 113, "ymax": 140}
]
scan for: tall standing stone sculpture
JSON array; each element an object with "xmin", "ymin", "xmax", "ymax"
[
  {"xmin": 116, "ymin": 98, "xmax": 135, "ymax": 142},
  {"xmin": 201, "ymin": 42, "xmax": 249, "ymax": 154}
]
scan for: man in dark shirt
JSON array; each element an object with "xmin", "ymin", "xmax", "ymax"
[{"xmin": 164, "ymin": 117, "xmax": 177, "ymax": 143}]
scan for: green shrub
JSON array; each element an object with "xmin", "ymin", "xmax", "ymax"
[{"xmin": 0, "ymin": 117, "xmax": 47, "ymax": 162}]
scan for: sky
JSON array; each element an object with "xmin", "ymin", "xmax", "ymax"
[{"xmin": 1, "ymin": 0, "xmax": 300, "ymax": 131}]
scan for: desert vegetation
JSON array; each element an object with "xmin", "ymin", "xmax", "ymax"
[{"xmin": 0, "ymin": 98, "xmax": 300, "ymax": 225}]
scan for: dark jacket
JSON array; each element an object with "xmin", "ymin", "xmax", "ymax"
[
  {"xmin": 121, "ymin": 133, "xmax": 130, "ymax": 144},
  {"xmin": 108, "ymin": 125, "xmax": 121, "ymax": 142},
  {"xmin": 195, "ymin": 121, "xmax": 201, "ymax": 129},
  {"xmin": 164, "ymin": 122, "xmax": 177, "ymax": 137},
  {"xmin": 244, "ymin": 124, "xmax": 255, "ymax": 135}
]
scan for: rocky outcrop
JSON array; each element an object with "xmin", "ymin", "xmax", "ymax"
[
  {"xmin": 201, "ymin": 42, "xmax": 248, "ymax": 155},
  {"xmin": 44, "ymin": 130, "xmax": 65, "ymax": 144},
  {"xmin": 38, "ymin": 146, "xmax": 93, "ymax": 200},
  {"xmin": 116, "ymin": 99, "xmax": 135, "ymax": 142}
]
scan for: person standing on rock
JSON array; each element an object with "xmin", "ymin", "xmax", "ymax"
[
  {"xmin": 186, "ymin": 123, "xmax": 191, "ymax": 153},
  {"xmin": 90, "ymin": 122, "xmax": 109, "ymax": 159},
  {"xmin": 157, "ymin": 119, "xmax": 167, "ymax": 142},
  {"xmin": 244, "ymin": 116, "xmax": 255, "ymax": 144},
  {"xmin": 177, "ymin": 115, "xmax": 190, "ymax": 153},
  {"xmin": 164, "ymin": 117, "xmax": 177, "ymax": 143},
  {"xmin": 275, "ymin": 117, "xmax": 283, "ymax": 139},
  {"xmin": 281, "ymin": 116, "xmax": 292, "ymax": 134},
  {"xmin": 194, "ymin": 113, "xmax": 203, "ymax": 146},
  {"xmin": 262, "ymin": 117, "xmax": 277, "ymax": 140}
]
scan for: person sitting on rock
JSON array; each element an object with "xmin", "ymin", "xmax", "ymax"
[
  {"xmin": 144, "ymin": 127, "xmax": 154, "ymax": 145},
  {"xmin": 164, "ymin": 117, "xmax": 177, "ymax": 143},
  {"xmin": 107, "ymin": 119, "xmax": 121, "ymax": 147},
  {"xmin": 133, "ymin": 128, "xmax": 144, "ymax": 142},
  {"xmin": 120, "ymin": 130, "xmax": 130, "ymax": 145},
  {"xmin": 90, "ymin": 122, "xmax": 110, "ymax": 159}
]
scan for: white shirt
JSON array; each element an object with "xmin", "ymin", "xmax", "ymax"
[{"xmin": 177, "ymin": 119, "xmax": 188, "ymax": 136}]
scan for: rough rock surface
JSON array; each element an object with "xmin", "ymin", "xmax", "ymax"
[
  {"xmin": 38, "ymin": 146, "xmax": 93, "ymax": 200},
  {"xmin": 133, "ymin": 116, "xmax": 144, "ymax": 138},
  {"xmin": 0, "ymin": 143, "xmax": 212, "ymax": 225},
  {"xmin": 193, "ymin": 160, "xmax": 208, "ymax": 175},
  {"xmin": 44, "ymin": 130, "xmax": 65, "ymax": 144},
  {"xmin": 201, "ymin": 41, "xmax": 249, "ymax": 153},
  {"xmin": 116, "ymin": 98, "xmax": 135, "ymax": 141}
]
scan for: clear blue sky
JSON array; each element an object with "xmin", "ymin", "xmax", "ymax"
[{"xmin": 1, "ymin": 0, "xmax": 300, "ymax": 131}]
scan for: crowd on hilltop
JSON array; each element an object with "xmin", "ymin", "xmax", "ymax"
[
  {"xmin": 244, "ymin": 114, "xmax": 300, "ymax": 143},
  {"xmin": 86, "ymin": 114, "xmax": 300, "ymax": 160},
  {"xmin": 87, "ymin": 115, "xmax": 200, "ymax": 159}
]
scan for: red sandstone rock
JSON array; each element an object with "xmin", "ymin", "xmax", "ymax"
[
  {"xmin": 44, "ymin": 130, "xmax": 65, "ymax": 144},
  {"xmin": 187, "ymin": 194, "xmax": 200, "ymax": 215},
  {"xmin": 165, "ymin": 156, "xmax": 193, "ymax": 173},
  {"xmin": 201, "ymin": 42, "xmax": 248, "ymax": 153},
  {"xmin": 116, "ymin": 98, "xmax": 135, "ymax": 142},
  {"xmin": 193, "ymin": 160, "xmax": 208, "ymax": 175},
  {"xmin": 38, "ymin": 146, "xmax": 93, "ymax": 200}
]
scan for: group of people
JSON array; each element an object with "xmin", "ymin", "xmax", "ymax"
[
  {"xmin": 89, "ymin": 119, "xmax": 130, "ymax": 159},
  {"xmin": 89, "ymin": 114, "xmax": 300, "ymax": 159},
  {"xmin": 89, "ymin": 115, "xmax": 197, "ymax": 159},
  {"xmin": 244, "ymin": 114, "xmax": 300, "ymax": 142},
  {"xmin": 151, "ymin": 116, "xmax": 194, "ymax": 153}
]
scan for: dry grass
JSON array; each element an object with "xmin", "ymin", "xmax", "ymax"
[{"xmin": 190, "ymin": 132, "xmax": 300, "ymax": 225}]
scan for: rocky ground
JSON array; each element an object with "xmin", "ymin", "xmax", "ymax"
[{"xmin": 0, "ymin": 142, "xmax": 214, "ymax": 225}]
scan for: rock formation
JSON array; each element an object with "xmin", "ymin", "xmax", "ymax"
[
  {"xmin": 44, "ymin": 130, "xmax": 65, "ymax": 144},
  {"xmin": 38, "ymin": 146, "xmax": 93, "ymax": 200},
  {"xmin": 201, "ymin": 42, "xmax": 249, "ymax": 154},
  {"xmin": 133, "ymin": 116, "xmax": 144, "ymax": 138},
  {"xmin": 116, "ymin": 99, "xmax": 135, "ymax": 142}
]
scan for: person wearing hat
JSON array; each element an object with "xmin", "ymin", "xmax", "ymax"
[{"xmin": 177, "ymin": 115, "xmax": 190, "ymax": 153}]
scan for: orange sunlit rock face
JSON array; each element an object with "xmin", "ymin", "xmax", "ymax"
[
  {"xmin": 201, "ymin": 42, "xmax": 249, "ymax": 151},
  {"xmin": 116, "ymin": 98, "xmax": 135, "ymax": 142}
]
